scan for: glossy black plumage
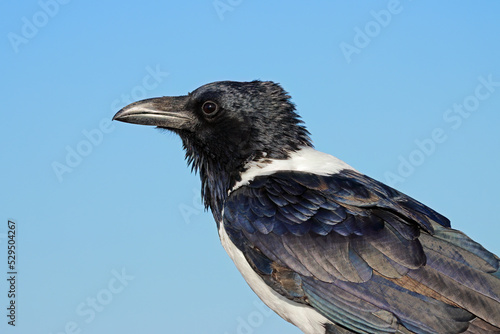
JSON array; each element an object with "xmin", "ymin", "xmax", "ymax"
[
  {"xmin": 113, "ymin": 80, "xmax": 500, "ymax": 334},
  {"xmin": 224, "ymin": 170, "xmax": 500, "ymax": 333}
]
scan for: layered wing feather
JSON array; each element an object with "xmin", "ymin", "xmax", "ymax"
[{"xmin": 223, "ymin": 170, "xmax": 500, "ymax": 333}]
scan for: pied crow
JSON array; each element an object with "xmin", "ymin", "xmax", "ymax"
[{"xmin": 113, "ymin": 80, "xmax": 500, "ymax": 334}]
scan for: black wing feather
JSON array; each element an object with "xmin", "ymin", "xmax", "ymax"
[{"xmin": 223, "ymin": 169, "xmax": 500, "ymax": 333}]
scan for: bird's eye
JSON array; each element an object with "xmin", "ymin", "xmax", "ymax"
[{"xmin": 202, "ymin": 101, "xmax": 219, "ymax": 115}]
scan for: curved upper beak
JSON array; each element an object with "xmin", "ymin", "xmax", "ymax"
[{"xmin": 112, "ymin": 96, "xmax": 195, "ymax": 130}]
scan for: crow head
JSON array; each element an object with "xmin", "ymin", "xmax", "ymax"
[{"xmin": 113, "ymin": 80, "xmax": 311, "ymax": 219}]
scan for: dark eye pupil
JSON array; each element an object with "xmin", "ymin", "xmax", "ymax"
[{"xmin": 202, "ymin": 101, "xmax": 218, "ymax": 114}]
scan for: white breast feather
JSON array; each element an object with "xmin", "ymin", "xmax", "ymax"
[
  {"xmin": 219, "ymin": 222, "xmax": 332, "ymax": 334},
  {"xmin": 221, "ymin": 147, "xmax": 353, "ymax": 333}
]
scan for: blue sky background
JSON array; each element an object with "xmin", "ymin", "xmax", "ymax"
[{"xmin": 1, "ymin": 1, "xmax": 500, "ymax": 333}]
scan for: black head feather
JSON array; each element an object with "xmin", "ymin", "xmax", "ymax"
[
  {"xmin": 176, "ymin": 81, "xmax": 312, "ymax": 220},
  {"xmin": 114, "ymin": 80, "xmax": 312, "ymax": 221}
]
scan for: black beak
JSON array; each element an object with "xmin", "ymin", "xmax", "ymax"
[{"xmin": 112, "ymin": 96, "xmax": 195, "ymax": 130}]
